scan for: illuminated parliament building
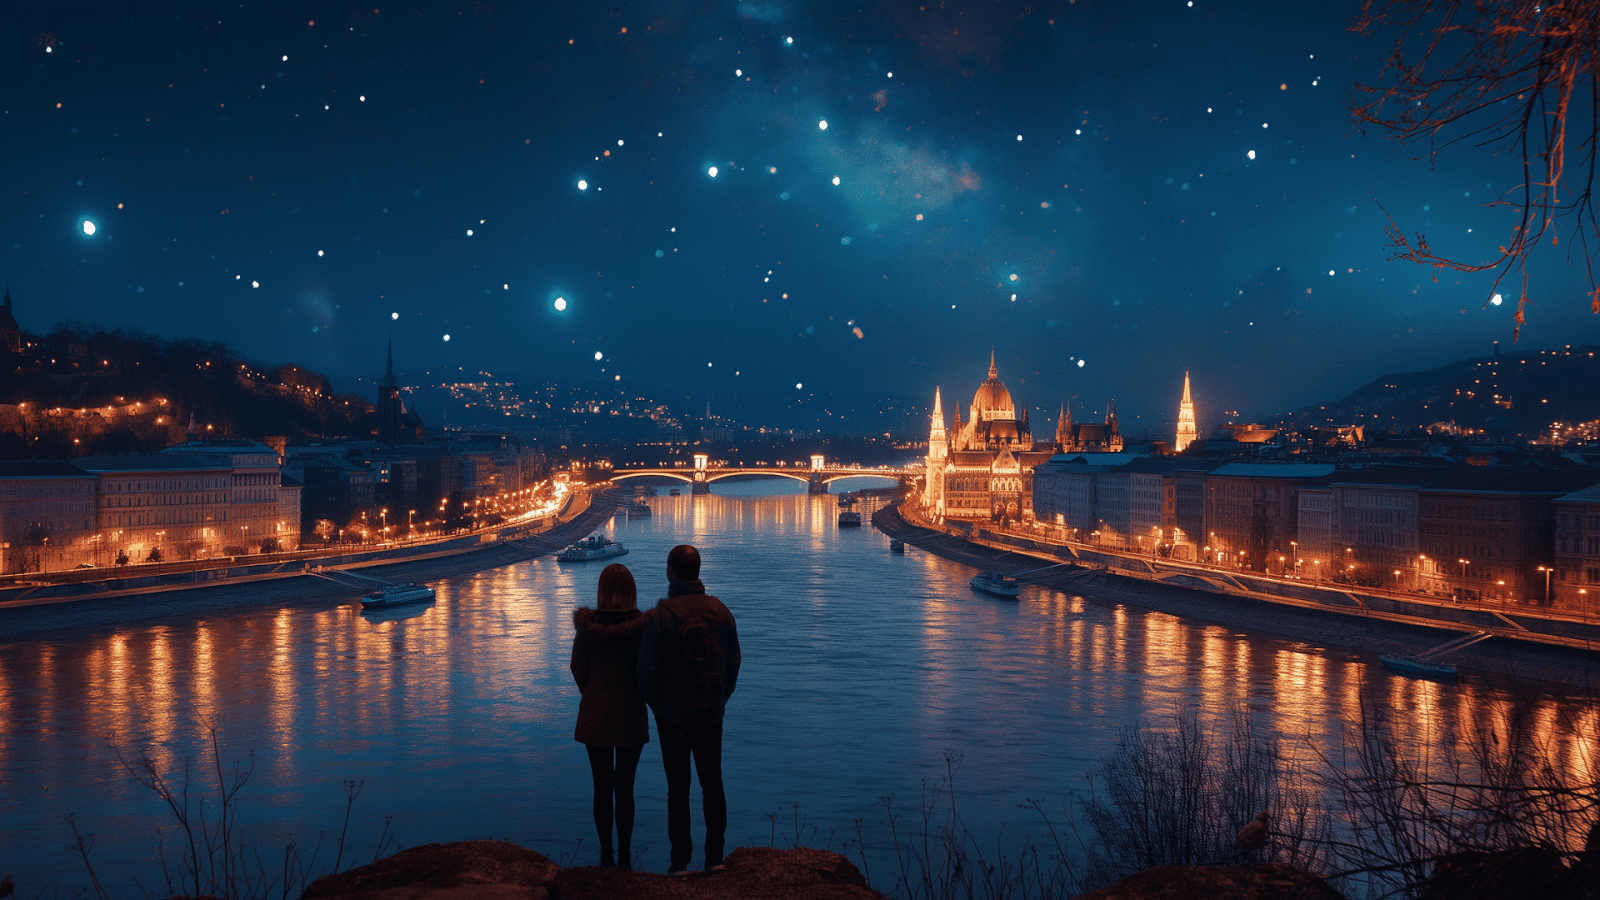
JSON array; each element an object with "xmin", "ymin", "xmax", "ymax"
[{"xmin": 923, "ymin": 353, "xmax": 1122, "ymax": 523}]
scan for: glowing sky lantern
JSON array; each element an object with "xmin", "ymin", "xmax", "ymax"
[
  {"xmin": 554, "ymin": 296, "xmax": 568, "ymax": 311},
  {"xmin": 708, "ymin": 166, "xmax": 718, "ymax": 177},
  {"xmin": 81, "ymin": 220, "xmax": 96, "ymax": 236},
  {"xmin": 577, "ymin": 179, "xmax": 588, "ymax": 190}
]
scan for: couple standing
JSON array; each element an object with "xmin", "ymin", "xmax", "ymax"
[{"xmin": 568, "ymin": 544, "xmax": 741, "ymax": 876}]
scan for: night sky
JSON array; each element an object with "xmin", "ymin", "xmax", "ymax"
[{"xmin": 5, "ymin": 2, "xmax": 1598, "ymax": 436}]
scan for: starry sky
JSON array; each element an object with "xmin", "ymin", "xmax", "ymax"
[{"xmin": 5, "ymin": 1, "xmax": 1598, "ymax": 436}]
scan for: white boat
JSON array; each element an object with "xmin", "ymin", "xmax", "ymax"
[
  {"xmin": 360, "ymin": 584, "xmax": 436, "ymax": 610},
  {"xmin": 558, "ymin": 534, "xmax": 629, "ymax": 562},
  {"xmin": 969, "ymin": 572, "xmax": 1020, "ymax": 598}
]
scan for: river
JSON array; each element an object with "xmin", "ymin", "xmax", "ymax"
[{"xmin": 2, "ymin": 480, "xmax": 1596, "ymax": 894}]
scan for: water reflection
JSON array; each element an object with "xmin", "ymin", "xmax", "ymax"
[{"xmin": 1, "ymin": 485, "xmax": 1596, "ymax": 893}]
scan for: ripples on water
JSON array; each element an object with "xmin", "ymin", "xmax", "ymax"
[{"xmin": 1, "ymin": 480, "xmax": 1596, "ymax": 891}]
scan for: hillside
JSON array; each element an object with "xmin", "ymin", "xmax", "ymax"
[
  {"xmin": 0, "ymin": 324, "xmax": 373, "ymax": 459},
  {"xmin": 1281, "ymin": 345, "xmax": 1600, "ymax": 438}
]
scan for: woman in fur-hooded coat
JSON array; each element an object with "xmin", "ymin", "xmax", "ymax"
[{"xmin": 570, "ymin": 563, "xmax": 648, "ymax": 868}]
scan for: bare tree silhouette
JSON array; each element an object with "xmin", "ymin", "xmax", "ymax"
[{"xmin": 1351, "ymin": 0, "xmax": 1600, "ymax": 338}]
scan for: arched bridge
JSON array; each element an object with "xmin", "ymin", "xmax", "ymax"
[{"xmin": 611, "ymin": 456, "xmax": 919, "ymax": 494}]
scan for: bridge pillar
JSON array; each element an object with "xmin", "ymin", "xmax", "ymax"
[
  {"xmin": 692, "ymin": 481, "xmax": 711, "ymax": 495},
  {"xmin": 808, "ymin": 472, "xmax": 828, "ymax": 494}
]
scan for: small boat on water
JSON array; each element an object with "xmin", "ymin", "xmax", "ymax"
[
  {"xmin": 1378, "ymin": 630, "xmax": 1488, "ymax": 681},
  {"xmin": 669, "ymin": 488, "xmax": 681, "ymax": 496},
  {"xmin": 360, "ymin": 583, "xmax": 436, "ymax": 610},
  {"xmin": 630, "ymin": 499, "xmax": 652, "ymax": 517},
  {"xmin": 889, "ymin": 539, "xmax": 905, "ymax": 553},
  {"xmin": 558, "ymin": 534, "xmax": 629, "ymax": 562},
  {"xmin": 640, "ymin": 486, "xmax": 658, "ymax": 496},
  {"xmin": 969, "ymin": 572, "xmax": 1021, "ymax": 598},
  {"xmin": 837, "ymin": 495, "xmax": 862, "ymax": 527},
  {"xmin": 1380, "ymin": 655, "xmax": 1458, "ymax": 680}
]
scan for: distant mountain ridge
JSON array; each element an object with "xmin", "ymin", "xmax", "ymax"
[{"xmin": 1281, "ymin": 345, "xmax": 1600, "ymax": 437}]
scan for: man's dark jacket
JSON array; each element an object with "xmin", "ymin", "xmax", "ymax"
[{"xmin": 637, "ymin": 579, "xmax": 741, "ymax": 725}]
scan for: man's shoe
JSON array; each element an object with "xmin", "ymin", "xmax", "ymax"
[
  {"xmin": 668, "ymin": 868, "xmax": 691, "ymax": 877},
  {"xmin": 707, "ymin": 864, "xmax": 726, "ymax": 874}
]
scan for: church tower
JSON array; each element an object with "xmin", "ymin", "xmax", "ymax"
[
  {"xmin": 924, "ymin": 387, "xmax": 949, "ymax": 517},
  {"xmin": 1054, "ymin": 400, "xmax": 1073, "ymax": 450},
  {"xmin": 928, "ymin": 388, "xmax": 948, "ymax": 464},
  {"xmin": 377, "ymin": 336, "xmax": 403, "ymax": 446},
  {"xmin": 1174, "ymin": 371, "xmax": 1197, "ymax": 453},
  {"xmin": 0, "ymin": 287, "xmax": 23, "ymax": 355}
]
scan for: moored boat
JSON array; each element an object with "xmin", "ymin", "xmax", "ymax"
[
  {"xmin": 889, "ymin": 539, "xmax": 905, "ymax": 553},
  {"xmin": 669, "ymin": 488, "xmax": 681, "ymax": 496},
  {"xmin": 630, "ymin": 499, "xmax": 652, "ymax": 517},
  {"xmin": 838, "ymin": 509, "xmax": 862, "ymax": 527},
  {"xmin": 558, "ymin": 534, "xmax": 629, "ymax": 562},
  {"xmin": 1380, "ymin": 654, "xmax": 1458, "ymax": 680},
  {"xmin": 360, "ymin": 584, "xmax": 436, "ymax": 610},
  {"xmin": 969, "ymin": 572, "xmax": 1020, "ymax": 598}
]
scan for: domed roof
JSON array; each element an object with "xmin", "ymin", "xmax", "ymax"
[{"xmin": 971, "ymin": 351, "xmax": 1014, "ymax": 415}]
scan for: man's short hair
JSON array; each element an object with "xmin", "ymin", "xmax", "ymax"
[{"xmin": 667, "ymin": 544, "xmax": 701, "ymax": 580}]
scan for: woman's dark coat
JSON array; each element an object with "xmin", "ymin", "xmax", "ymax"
[{"xmin": 570, "ymin": 607, "xmax": 649, "ymax": 747}]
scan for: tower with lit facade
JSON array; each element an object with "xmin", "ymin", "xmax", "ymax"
[
  {"xmin": 1175, "ymin": 371, "xmax": 1197, "ymax": 453},
  {"xmin": 924, "ymin": 387, "xmax": 949, "ymax": 516}
]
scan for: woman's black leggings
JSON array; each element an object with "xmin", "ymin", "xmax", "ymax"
[{"xmin": 585, "ymin": 744, "xmax": 644, "ymax": 858}]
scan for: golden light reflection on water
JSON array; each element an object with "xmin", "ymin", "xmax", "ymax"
[{"xmin": 2, "ymin": 485, "xmax": 1598, "ymax": 892}]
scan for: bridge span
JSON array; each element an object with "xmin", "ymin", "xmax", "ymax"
[{"xmin": 612, "ymin": 453, "xmax": 918, "ymax": 494}]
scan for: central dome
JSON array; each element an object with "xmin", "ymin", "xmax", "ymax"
[{"xmin": 971, "ymin": 352, "xmax": 1014, "ymax": 418}]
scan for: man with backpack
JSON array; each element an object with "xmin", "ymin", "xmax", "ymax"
[{"xmin": 637, "ymin": 544, "xmax": 741, "ymax": 876}]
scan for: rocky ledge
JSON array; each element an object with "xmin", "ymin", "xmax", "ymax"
[{"xmin": 299, "ymin": 841, "xmax": 886, "ymax": 900}]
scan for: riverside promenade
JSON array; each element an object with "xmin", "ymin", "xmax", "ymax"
[
  {"xmin": 875, "ymin": 499, "xmax": 1600, "ymax": 688},
  {"xmin": 0, "ymin": 488, "xmax": 628, "ymax": 641}
]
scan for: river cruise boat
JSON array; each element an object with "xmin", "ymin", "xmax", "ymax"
[
  {"xmin": 639, "ymin": 486, "xmax": 658, "ymax": 496},
  {"xmin": 669, "ymin": 488, "xmax": 681, "ymax": 496},
  {"xmin": 969, "ymin": 572, "xmax": 1020, "ymax": 599},
  {"xmin": 558, "ymin": 534, "xmax": 629, "ymax": 562},
  {"xmin": 360, "ymin": 584, "xmax": 436, "ymax": 610},
  {"xmin": 630, "ymin": 499, "xmax": 652, "ymax": 518}
]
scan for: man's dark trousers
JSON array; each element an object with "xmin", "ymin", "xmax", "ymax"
[{"xmin": 655, "ymin": 712, "xmax": 726, "ymax": 870}]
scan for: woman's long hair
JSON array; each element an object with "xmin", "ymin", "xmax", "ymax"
[{"xmin": 596, "ymin": 563, "xmax": 637, "ymax": 611}]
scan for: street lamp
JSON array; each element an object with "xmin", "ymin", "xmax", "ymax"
[{"xmin": 1536, "ymin": 565, "xmax": 1553, "ymax": 606}]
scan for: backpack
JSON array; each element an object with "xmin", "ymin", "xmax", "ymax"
[{"xmin": 661, "ymin": 597, "xmax": 725, "ymax": 717}]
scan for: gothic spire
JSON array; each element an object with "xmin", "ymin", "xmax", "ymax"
[
  {"xmin": 379, "ymin": 333, "xmax": 398, "ymax": 388},
  {"xmin": 987, "ymin": 347, "xmax": 998, "ymax": 379}
]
